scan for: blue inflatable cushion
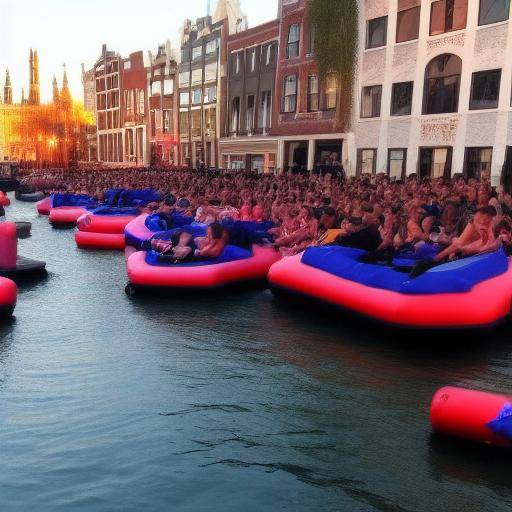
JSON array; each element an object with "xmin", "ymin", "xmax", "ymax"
[
  {"xmin": 91, "ymin": 206, "xmax": 140, "ymax": 216},
  {"xmin": 487, "ymin": 403, "xmax": 512, "ymax": 441},
  {"xmin": 145, "ymin": 244, "xmax": 252, "ymax": 267},
  {"xmin": 51, "ymin": 193, "xmax": 96, "ymax": 208},
  {"xmin": 118, "ymin": 189, "xmax": 160, "ymax": 207},
  {"xmin": 301, "ymin": 245, "xmax": 508, "ymax": 295}
]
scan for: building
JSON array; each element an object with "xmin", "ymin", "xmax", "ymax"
[
  {"xmin": 81, "ymin": 64, "xmax": 97, "ymax": 162},
  {"xmin": 148, "ymin": 42, "xmax": 179, "ymax": 165},
  {"xmin": 271, "ymin": 0, "xmax": 345, "ymax": 173},
  {"xmin": 0, "ymin": 51, "xmax": 91, "ymax": 166},
  {"xmin": 219, "ymin": 19, "xmax": 279, "ymax": 172},
  {"xmin": 353, "ymin": 0, "xmax": 512, "ymax": 184},
  {"xmin": 93, "ymin": 45, "xmax": 149, "ymax": 166},
  {"xmin": 178, "ymin": 0, "xmax": 247, "ymax": 168}
]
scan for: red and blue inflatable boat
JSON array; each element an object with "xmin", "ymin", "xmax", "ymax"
[
  {"xmin": 268, "ymin": 245, "xmax": 512, "ymax": 329},
  {"xmin": 48, "ymin": 194, "xmax": 97, "ymax": 228},
  {"xmin": 0, "ymin": 276, "xmax": 17, "ymax": 318},
  {"xmin": 431, "ymin": 386, "xmax": 512, "ymax": 447},
  {"xmin": 126, "ymin": 244, "xmax": 280, "ymax": 292}
]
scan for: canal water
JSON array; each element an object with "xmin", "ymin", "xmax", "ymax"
[{"xmin": 1, "ymin": 197, "xmax": 512, "ymax": 512}]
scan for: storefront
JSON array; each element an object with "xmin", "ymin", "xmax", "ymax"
[{"xmin": 219, "ymin": 137, "xmax": 278, "ymax": 173}]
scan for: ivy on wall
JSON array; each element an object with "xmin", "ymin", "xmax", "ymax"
[{"xmin": 308, "ymin": 0, "xmax": 359, "ymax": 130}]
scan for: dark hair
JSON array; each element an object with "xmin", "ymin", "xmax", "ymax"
[
  {"xmin": 209, "ymin": 222, "xmax": 224, "ymax": 239},
  {"xmin": 323, "ymin": 207, "xmax": 336, "ymax": 217},
  {"xmin": 494, "ymin": 219, "xmax": 512, "ymax": 237},
  {"xmin": 476, "ymin": 205, "xmax": 497, "ymax": 218}
]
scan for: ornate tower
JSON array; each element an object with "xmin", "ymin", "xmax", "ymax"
[
  {"xmin": 60, "ymin": 64, "xmax": 72, "ymax": 109},
  {"xmin": 3, "ymin": 69, "xmax": 12, "ymax": 105},
  {"xmin": 52, "ymin": 75, "xmax": 60, "ymax": 104},
  {"xmin": 29, "ymin": 48, "xmax": 40, "ymax": 105}
]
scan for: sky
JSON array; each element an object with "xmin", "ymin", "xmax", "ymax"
[{"xmin": 0, "ymin": 0, "xmax": 278, "ymax": 104}]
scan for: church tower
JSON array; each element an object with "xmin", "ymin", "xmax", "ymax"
[
  {"xmin": 60, "ymin": 64, "xmax": 72, "ymax": 109},
  {"xmin": 52, "ymin": 75, "xmax": 60, "ymax": 104},
  {"xmin": 3, "ymin": 69, "xmax": 12, "ymax": 105},
  {"xmin": 29, "ymin": 48, "xmax": 41, "ymax": 105}
]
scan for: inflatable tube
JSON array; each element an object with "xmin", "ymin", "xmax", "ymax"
[
  {"xmin": 75, "ymin": 231, "xmax": 126, "ymax": 251},
  {"xmin": 16, "ymin": 191, "xmax": 45, "ymax": 202},
  {"xmin": 124, "ymin": 214, "xmax": 151, "ymax": 249},
  {"xmin": 36, "ymin": 197, "xmax": 51, "ymax": 215},
  {"xmin": 268, "ymin": 247, "xmax": 512, "ymax": 329},
  {"xmin": 0, "ymin": 192, "xmax": 11, "ymax": 207},
  {"xmin": 0, "ymin": 178, "xmax": 20, "ymax": 193},
  {"xmin": 0, "ymin": 276, "xmax": 17, "ymax": 318},
  {"xmin": 127, "ymin": 245, "xmax": 280, "ymax": 290},
  {"xmin": 77, "ymin": 211, "xmax": 138, "ymax": 235},
  {"xmin": 15, "ymin": 221, "xmax": 31, "ymax": 239},
  {"xmin": 0, "ymin": 222, "xmax": 46, "ymax": 279},
  {"xmin": 431, "ymin": 386, "xmax": 512, "ymax": 447},
  {"xmin": 49, "ymin": 206, "xmax": 88, "ymax": 227}
]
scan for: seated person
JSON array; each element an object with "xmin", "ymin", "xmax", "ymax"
[
  {"xmin": 314, "ymin": 207, "xmax": 340, "ymax": 245},
  {"xmin": 194, "ymin": 222, "xmax": 228, "ymax": 260},
  {"xmin": 495, "ymin": 218, "xmax": 512, "ymax": 255},
  {"xmin": 151, "ymin": 231, "xmax": 195, "ymax": 263},
  {"xmin": 334, "ymin": 214, "xmax": 381, "ymax": 252}
]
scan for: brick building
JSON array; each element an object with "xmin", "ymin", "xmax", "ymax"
[
  {"xmin": 219, "ymin": 19, "xmax": 279, "ymax": 172},
  {"xmin": 271, "ymin": 0, "xmax": 345, "ymax": 173},
  {"xmin": 93, "ymin": 45, "xmax": 149, "ymax": 166},
  {"xmin": 148, "ymin": 42, "xmax": 179, "ymax": 165}
]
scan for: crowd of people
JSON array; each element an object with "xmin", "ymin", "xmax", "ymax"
[{"xmin": 21, "ymin": 166, "xmax": 512, "ymax": 271}]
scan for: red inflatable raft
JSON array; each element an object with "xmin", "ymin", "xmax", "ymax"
[
  {"xmin": 36, "ymin": 197, "xmax": 51, "ymax": 216},
  {"xmin": 268, "ymin": 247, "xmax": 512, "ymax": 329},
  {"xmin": 75, "ymin": 211, "xmax": 138, "ymax": 250},
  {"xmin": 0, "ymin": 276, "xmax": 17, "ymax": 318},
  {"xmin": 127, "ymin": 245, "xmax": 280, "ymax": 291},
  {"xmin": 0, "ymin": 191, "xmax": 11, "ymax": 207},
  {"xmin": 49, "ymin": 206, "xmax": 88, "ymax": 227},
  {"xmin": 431, "ymin": 386, "xmax": 512, "ymax": 447}
]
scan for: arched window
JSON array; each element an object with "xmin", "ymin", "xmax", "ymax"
[{"xmin": 423, "ymin": 54, "xmax": 462, "ymax": 115}]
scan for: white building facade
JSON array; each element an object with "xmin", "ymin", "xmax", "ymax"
[{"xmin": 351, "ymin": 0, "xmax": 512, "ymax": 185}]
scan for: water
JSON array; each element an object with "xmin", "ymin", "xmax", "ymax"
[{"xmin": 1, "ymin": 197, "xmax": 512, "ymax": 512}]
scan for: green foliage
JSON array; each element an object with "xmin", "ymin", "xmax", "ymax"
[{"xmin": 308, "ymin": 0, "xmax": 359, "ymax": 129}]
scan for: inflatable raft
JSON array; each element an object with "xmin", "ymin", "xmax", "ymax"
[
  {"xmin": 431, "ymin": 386, "xmax": 512, "ymax": 447},
  {"xmin": 0, "ymin": 276, "xmax": 17, "ymax": 318},
  {"xmin": 75, "ymin": 190, "xmax": 161, "ymax": 250},
  {"xmin": 268, "ymin": 245, "xmax": 512, "ymax": 329},
  {"xmin": 0, "ymin": 191, "xmax": 11, "ymax": 207},
  {"xmin": 76, "ymin": 207, "xmax": 141, "ymax": 250},
  {"xmin": 49, "ymin": 194, "xmax": 97, "ymax": 228},
  {"xmin": 0, "ymin": 223, "xmax": 46, "ymax": 280},
  {"xmin": 36, "ymin": 197, "xmax": 51, "ymax": 215},
  {"xmin": 126, "ymin": 244, "xmax": 280, "ymax": 292},
  {"xmin": 15, "ymin": 221, "xmax": 31, "ymax": 239}
]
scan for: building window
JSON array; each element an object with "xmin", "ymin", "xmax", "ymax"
[
  {"xmin": 231, "ymin": 97, "xmax": 240, "ymax": 133},
  {"xmin": 357, "ymin": 149, "xmax": 377, "ymax": 175},
  {"xmin": 191, "ymin": 110, "xmax": 201, "ymax": 137},
  {"xmin": 179, "ymin": 71, "xmax": 190, "ymax": 87},
  {"xmin": 163, "ymin": 110, "xmax": 172, "ymax": 133},
  {"xmin": 265, "ymin": 44, "xmax": 274, "ymax": 66},
  {"xmin": 361, "ymin": 85, "xmax": 382, "ymax": 118},
  {"xmin": 259, "ymin": 90, "xmax": 272, "ymax": 132},
  {"xmin": 396, "ymin": 1, "xmax": 421, "ymax": 43},
  {"xmin": 388, "ymin": 149, "xmax": 407, "ymax": 179},
  {"xmin": 309, "ymin": 24, "xmax": 316, "ymax": 55},
  {"xmin": 180, "ymin": 92, "xmax": 189, "ymax": 106},
  {"xmin": 181, "ymin": 48, "xmax": 190, "ymax": 63},
  {"xmin": 204, "ymin": 86, "xmax": 217, "ymax": 103},
  {"xmin": 423, "ymin": 54, "xmax": 462, "ymax": 114},
  {"xmin": 204, "ymin": 62, "xmax": 217, "ymax": 82},
  {"xmin": 163, "ymin": 79, "xmax": 173, "ymax": 95},
  {"xmin": 418, "ymin": 147, "xmax": 453, "ymax": 179},
  {"xmin": 464, "ymin": 147, "xmax": 493, "ymax": 179},
  {"xmin": 191, "ymin": 69, "xmax": 202, "ymax": 84},
  {"xmin": 234, "ymin": 53, "xmax": 241, "ymax": 74},
  {"xmin": 192, "ymin": 88, "xmax": 202, "ymax": 105},
  {"xmin": 247, "ymin": 95, "xmax": 255, "ymax": 133},
  {"xmin": 192, "ymin": 46, "xmax": 203, "ymax": 60},
  {"xmin": 286, "ymin": 24, "xmax": 300, "ymax": 59},
  {"xmin": 206, "ymin": 39, "xmax": 219, "ymax": 54},
  {"xmin": 308, "ymin": 75, "xmax": 320, "ymax": 112},
  {"xmin": 430, "ymin": 0, "xmax": 468, "ymax": 36},
  {"xmin": 391, "ymin": 81, "xmax": 413, "ymax": 116},
  {"xmin": 151, "ymin": 80, "xmax": 161, "ymax": 97},
  {"xmin": 366, "ymin": 16, "xmax": 387, "ymax": 49},
  {"xmin": 479, "ymin": 0, "xmax": 510, "ymax": 25},
  {"xmin": 325, "ymin": 73, "xmax": 337, "ymax": 110},
  {"xmin": 138, "ymin": 89, "xmax": 145, "ymax": 116},
  {"xmin": 204, "ymin": 107, "xmax": 216, "ymax": 135},
  {"xmin": 470, "ymin": 69, "xmax": 501, "ymax": 110},
  {"xmin": 282, "ymin": 75, "xmax": 297, "ymax": 113},
  {"xmin": 248, "ymin": 49, "xmax": 256, "ymax": 72}
]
